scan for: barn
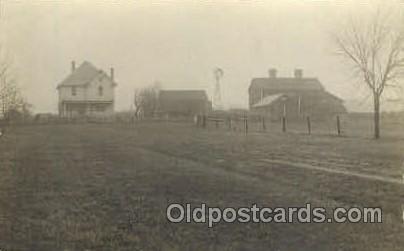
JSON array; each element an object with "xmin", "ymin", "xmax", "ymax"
[
  {"xmin": 158, "ymin": 90, "xmax": 212, "ymax": 117},
  {"xmin": 249, "ymin": 69, "xmax": 346, "ymax": 120}
]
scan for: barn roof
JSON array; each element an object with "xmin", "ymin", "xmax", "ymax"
[
  {"xmin": 252, "ymin": 94, "xmax": 286, "ymax": 108},
  {"xmin": 249, "ymin": 77, "xmax": 324, "ymax": 92},
  {"xmin": 252, "ymin": 91, "xmax": 344, "ymax": 108},
  {"xmin": 57, "ymin": 61, "xmax": 114, "ymax": 88},
  {"xmin": 159, "ymin": 90, "xmax": 208, "ymax": 100}
]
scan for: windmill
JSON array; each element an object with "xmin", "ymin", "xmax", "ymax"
[{"xmin": 213, "ymin": 67, "xmax": 224, "ymax": 110}]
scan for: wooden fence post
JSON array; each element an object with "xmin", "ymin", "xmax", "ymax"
[
  {"xmin": 336, "ymin": 115, "xmax": 341, "ymax": 136},
  {"xmin": 202, "ymin": 115, "xmax": 206, "ymax": 128},
  {"xmin": 307, "ymin": 116, "xmax": 311, "ymax": 135},
  {"xmin": 282, "ymin": 116, "xmax": 286, "ymax": 133},
  {"xmin": 244, "ymin": 115, "xmax": 248, "ymax": 134},
  {"xmin": 195, "ymin": 115, "xmax": 200, "ymax": 127},
  {"xmin": 215, "ymin": 119, "xmax": 219, "ymax": 129},
  {"xmin": 262, "ymin": 116, "xmax": 266, "ymax": 131},
  {"xmin": 228, "ymin": 117, "xmax": 232, "ymax": 130}
]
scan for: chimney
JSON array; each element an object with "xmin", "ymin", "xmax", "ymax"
[
  {"xmin": 110, "ymin": 67, "xmax": 114, "ymax": 81},
  {"xmin": 294, "ymin": 69, "xmax": 303, "ymax": 79},
  {"xmin": 268, "ymin": 68, "xmax": 277, "ymax": 78},
  {"xmin": 71, "ymin": 61, "xmax": 76, "ymax": 72}
]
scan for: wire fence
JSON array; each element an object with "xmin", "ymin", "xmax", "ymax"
[
  {"xmin": 1, "ymin": 111, "xmax": 403, "ymax": 140},
  {"xmin": 195, "ymin": 113, "xmax": 404, "ymax": 139}
]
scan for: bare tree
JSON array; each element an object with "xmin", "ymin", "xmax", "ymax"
[
  {"xmin": 0, "ymin": 45, "xmax": 26, "ymax": 125},
  {"xmin": 133, "ymin": 89, "xmax": 143, "ymax": 120},
  {"xmin": 133, "ymin": 84, "xmax": 159, "ymax": 119},
  {"xmin": 0, "ymin": 6, "xmax": 27, "ymax": 127},
  {"xmin": 333, "ymin": 8, "xmax": 404, "ymax": 139}
]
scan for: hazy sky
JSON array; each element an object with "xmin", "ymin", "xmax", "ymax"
[{"xmin": 0, "ymin": 0, "xmax": 402, "ymax": 113}]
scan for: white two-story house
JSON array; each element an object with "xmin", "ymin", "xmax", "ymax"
[{"xmin": 57, "ymin": 61, "xmax": 117, "ymax": 118}]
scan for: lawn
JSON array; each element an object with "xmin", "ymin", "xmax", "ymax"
[{"xmin": 0, "ymin": 121, "xmax": 404, "ymax": 250}]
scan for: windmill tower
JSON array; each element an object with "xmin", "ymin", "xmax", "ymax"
[{"xmin": 213, "ymin": 67, "xmax": 224, "ymax": 110}]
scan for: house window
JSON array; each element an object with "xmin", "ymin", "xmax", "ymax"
[
  {"xmin": 98, "ymin": 86, "xmax": 103, "ymax": 96},
  {"xmin": 71, "ymin": 87, "xmax": 77, "ymax": 96}
]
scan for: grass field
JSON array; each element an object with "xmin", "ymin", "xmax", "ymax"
[{"xmin": 1, "ymin": 121, "xmax": 404, "ymax": 250}]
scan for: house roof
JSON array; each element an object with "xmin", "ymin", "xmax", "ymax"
[
  {"xmin": 249, "ymin": 77, "xmax": 324, "ymax": 92},
  {"xmin": 57, "ymin": 61, "xmax": 115, "ymax": 88},
  {"xmin": 252, "ymin": 94, "xmax": 285, "ymax": 108},
  {"xmin": 159, "ymin": 90, "xmax": 208, "ymax": 101},
  {"xmin": 321, "ymin": 91, "xmax": 344, "ymax": 102}
]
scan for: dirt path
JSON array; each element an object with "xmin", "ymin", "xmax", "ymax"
[{"xmin": 260, "ymin": 158, "xmax": 404, "ymax": 185}]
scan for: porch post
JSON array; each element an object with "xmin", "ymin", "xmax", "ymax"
[{"xmin": 63, "ymin": 103, "xmax": 67, "ymax": 118}]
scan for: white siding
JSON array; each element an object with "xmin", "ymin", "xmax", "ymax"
[
  {"xmin": 58, "ymin": 73, "xmax": 114, "ymax": 102},
  {"xmin": 59, "ymin": 86, "xmax": 87, "ymax": 101},
  {"xmin": 85, "ymin": 74, "xmax": 114, "ymax": 101}
]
